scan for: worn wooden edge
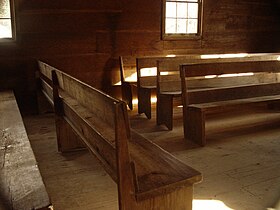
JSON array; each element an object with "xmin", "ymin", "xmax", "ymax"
[
  {"xmin": 129, "ymin": 131, "xmax": 202, "ymax": 201},
  {"xmin": 0, "ymin": 90, "xmax": 51, "ymax": 210}
]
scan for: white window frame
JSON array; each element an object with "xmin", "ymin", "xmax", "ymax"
[
  {"xmin": 0, "ymin": 0, "xmax": 16, "ymax": 42},
  {"xmin": 162, "ymin": 0, "xmax": 203, "ymax": 40}
]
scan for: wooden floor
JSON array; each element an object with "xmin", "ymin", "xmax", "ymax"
[{"xmin": 23, "ymin": 104, "xmax": 280, "ymax": 210}]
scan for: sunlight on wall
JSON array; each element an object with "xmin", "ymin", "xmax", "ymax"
[
  {"xmin": 114, "ymin": 73, "xmax": 137, "ymax": 85},
  {"xmin": 132, "ymin": 97, "xmax": 157, "ymax": 105},
  {"xmin": 277, "ymin": 56, "xmax": 280, "ymax": 61},
  {"xmin": 124, "ymin": 72, "xmax": 137, "ymax": 82},
  {"xmin": 193, "ymin": 199, "xmax": 234, "ymax": 210},
  {"xmin": 166, "ymin": 54, "xmax": 177, "ymax": 57},
  {"xmin": 204, "ymin": 72, "xmax": 254, "ymax": 79},
  {"xmin": 200, "ymin": 53, "xmax": 248, "ymax": 59},
  {"xmin": 140, "ymin": 67, "xmax": 157, "ymax": 77}
]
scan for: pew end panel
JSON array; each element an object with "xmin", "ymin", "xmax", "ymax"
[
  {"xmin": 136, "ymin": 57, "xmax": 158, "ymax": 119},
  {"xmin": 37, "ymin": 60, "xmax": 85, "ymax": 152},
  {"xmin": 119, "ymin": 56, "xmax": 137, "ymax": 110}
]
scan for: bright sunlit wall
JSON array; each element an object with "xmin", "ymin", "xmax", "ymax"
[{"xmin": 0, "ymin": 0, "xmax": 15, "ymax": 40}]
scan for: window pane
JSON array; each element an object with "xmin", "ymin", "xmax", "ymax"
[
  {"xmin": 187, "ymin": 19, "xmax": 198, "ymax": 33},
  {"xmin": 0, "ymin": 19, "xmax": 12, "ymax": 38},
  {"xmin": 177, "ymin": 19, "xmax": 187, "ymax": 33},
  {"xmin": 166, "ymin": 2, "xmax": 176, "ymax": 18},
  {"xmin": 187, "ymin": 3, "xmax": 198, "ymax": 18},
  {"xmin": 177, "ymin": 3, "xmax": 187, "ymax": 18},
  {"xmin": 0, "ymin": 0, "xmax": 10, "ymax": 18},
  {"xmin": 165, "ymin": 18, "xmax": 176, "ymax": 33}
]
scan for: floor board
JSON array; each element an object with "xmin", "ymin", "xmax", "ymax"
[{"xmin": 23, "ymin": 104, "xmax": 280, "ymax": 210}]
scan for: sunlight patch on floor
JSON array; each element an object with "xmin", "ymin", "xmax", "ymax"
[{"xmin": 193, "ymin": 199, "xmax": 234, "ymax": 210}]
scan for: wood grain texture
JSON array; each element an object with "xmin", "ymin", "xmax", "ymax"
[
  {"xmin": 0, "ymin": 91, "xmax": 51, "ymax": 210},
  {"xmin": 2, "ymin": 0, "xmax": 280, "ymax": 115},
  {"xmin": 38, "ymin": 61, "xmax": 85, "ymax": 152},
  {"xmin": 51, "ymin": 68, "xmax": 202, "ymax": 209},
  {"xmin": 180, "ymin": 59, "xmax": 280, "ymax": 145}
]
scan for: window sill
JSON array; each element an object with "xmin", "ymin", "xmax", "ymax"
[
  {"xmin": 0, "ymin": 38, "xmax": 16, "ymax": 45},
  {"xmin": 162, "ymin": 34, "xmax": 202, "ymax": 41}
]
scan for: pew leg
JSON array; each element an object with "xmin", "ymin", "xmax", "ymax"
[
  {"xmin": 138, "ymin": 88, "xmax": 152, "ymax": 119},
  {"xmin": 132, "ymin": 184, "xmax": 194, "ymax": 210},
  {"xmin": 184, "ymin": 107, "xmax": 206, "ymax": 146},
  {"xmin": 55, "ymin": 116, "xmax": 85, "ymax": 152},
  {"xmin": 121, "ymin": 82, "xmax": 133, "ymax": 110},
  {"xmin": 156, "ymin": 94, "xmax": 173, "ymax": 130}
]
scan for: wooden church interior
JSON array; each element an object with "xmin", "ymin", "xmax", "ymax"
[{"xmin": 1, "ymin": 0, "xmax": 280, "ymax": 209}]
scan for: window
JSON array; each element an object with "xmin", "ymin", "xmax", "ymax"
[
  {"xmin": 0, "ymin": 0, "xmax": 15, "ymax": 40},
  {"xmin": 162, "ymin": 0, "xmax": 202, "ymax": 39}
]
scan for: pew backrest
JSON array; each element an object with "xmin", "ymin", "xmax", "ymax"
[
  {"xmin": 180, "ymin": 60, "xmax": 280, "ymax": 105},
  {"xmin": 38, "ymin": 61, "xmax": 56, "ymax": 105},
  {"xmin": 157, "ymin": 53, "xmax": 280, "ymax": 94}
]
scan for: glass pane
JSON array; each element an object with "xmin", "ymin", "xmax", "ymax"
[
  {"xmin": 187, "ymin": 19, "xmax": 198, "ymax": 33},
  {"xmin": 166, "ymin": 2, "xmax": 176, "ymax": 18},
  {"xmin": 187, "ymin": 0, "xmax": 198, "ymax": 2},
  {"xmin": 0, "ymin": 0, "xmax": 10, "ymax": 18},
  {"xmin": 177, "ymin": 19, "xmax": 187, "ymax": 33},
  {"xmin": 177, "ymin": 3, "xmax": 187, "ymax": 18},
  {"xmin": 165, "ymin": 18, "xmax": 176, "ymax": 33},
  {"xmin": 188, "ymin": 3, "xmax": 198, "ymax": 18},
  {"xmin": 0, "ymin": 19, "xmax": 12, "ymax": 38}
]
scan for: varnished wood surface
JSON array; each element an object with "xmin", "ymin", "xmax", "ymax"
[
  {"xmin": 38, "ymin": 60, "xmax": 85, "ymax": 152},
  {"xmin": 0, "ymin": 91, "xmax": 51, "ymax": 210},
  {"xmin": 23, "ymin": 104, "xmax": 280, "ymax": 210},
  {"xmin": 51, "ymin": 68, "xmax": 202, "ymax": 209},
  {"xmin": 180, "ymin": 60, "xmax": 280, "ymax": 146}
]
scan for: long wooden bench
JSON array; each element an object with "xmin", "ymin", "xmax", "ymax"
[
  {"xmin": 38, "ymin": 61, "xmax": 202, "ymax": 209},
  {"xmin": 156, "ymin": 53, "xmax": 280, "ymax": 130},
  {"xmin": 0, "ymin": 90, "xmax": 51, "ymax": 210},
  {"xmin": 180, "ymin": 60, "xmax": 280, "ymax": 146},
  {"xmin": 52, "ymin": 69, "xmax": 202, "ymax": 209}
]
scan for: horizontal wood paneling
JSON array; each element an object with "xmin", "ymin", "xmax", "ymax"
[
  {"xmin": 1, "ymin": 0, "xmax": 280, "ymax": 114},
  {"xmin": 19, "ymin": 0, "xmax": 121, "ymax": 11}
]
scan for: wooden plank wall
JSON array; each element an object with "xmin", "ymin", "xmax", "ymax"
[
  {"xmin": 115, "ymin": 0, "xmax": 280, "ymax": 56},
  {"xmin": 0, "ymin": 0, "xmax": 280, "ymax": 113}
]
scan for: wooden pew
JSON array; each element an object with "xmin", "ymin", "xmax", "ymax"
[
  {"xmin": 50, "ymin": 68, "xmax": 202, "ymax": 210},
  {"xmin": 38, "ymin": 61, "xmax": 85, "ymax": 152},
  {"xmin": 136, "ymin": 54, "xmax": 202, "ymax": 119},
  {"xmin": 180, "ymin": 60, "xmax": 280, "ymax": 146},
  {"xmin": 0, "ymin": 90, "xmax": 51, "ymax": 210},
  {"xmin": 156, "ymin": 53, "xmax": 280, "ymax": 130},
  {"xmin": 121, "ymin": 53, "xmax": 280, "ymax": 120}
]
